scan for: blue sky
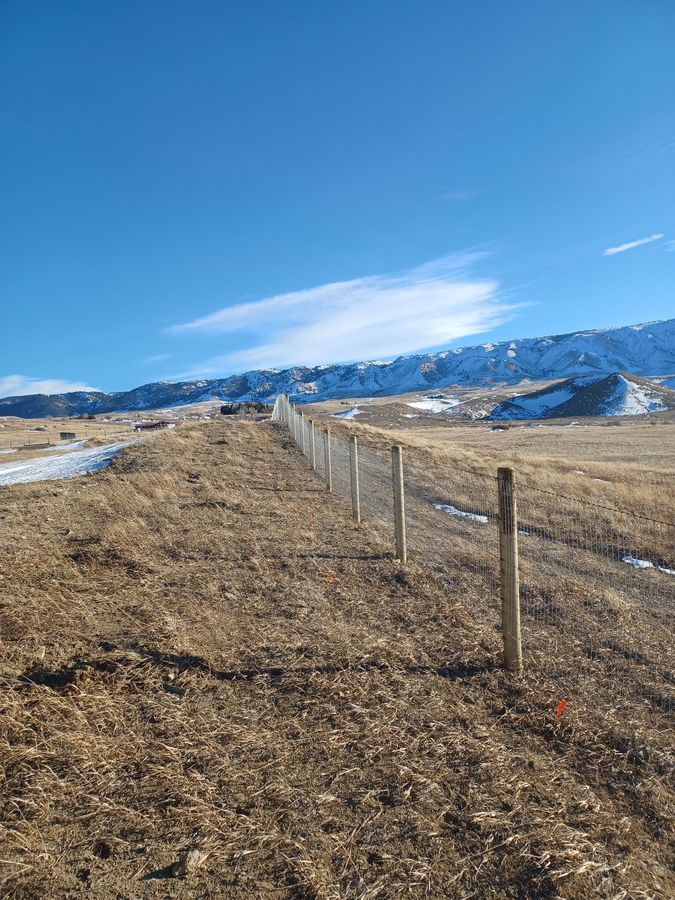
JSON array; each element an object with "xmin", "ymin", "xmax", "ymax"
[{"xmin": 1, "ymin": 1, "xmax": 674, "ymax": 396}]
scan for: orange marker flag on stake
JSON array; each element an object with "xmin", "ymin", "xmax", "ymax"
[{"xmin": 556, "ymin": 699, "xmax": 568, "ymax": 718}]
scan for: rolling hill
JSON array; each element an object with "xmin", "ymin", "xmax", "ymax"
[{"xmin": 488, "ymin": 372, "xmax": 675, "ymax": 420}]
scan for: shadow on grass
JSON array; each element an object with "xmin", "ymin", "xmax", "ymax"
[{"xmin": 18, "ymin": 643, "xmax": 498, "ymax": 690}]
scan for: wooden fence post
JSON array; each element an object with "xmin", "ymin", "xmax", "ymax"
[
  {"xmin": 497, "ymin": 467, "xmax": 523, "ymax": 672},
  {"xmin": 310, "ymin": 420, "xmax": 317, "ymax": 470},
  {"xmin": 300, "ymin": 411, "xmax": 307, "ymax": 454},
  {"xmin": 349, "ymin": 435, "xmax": 361, "ymax": 523},
  {"xmin": 324, "ymin": 428, "xmax": 332, "ymax": 492},
  {"xmin": 391, "ymin": 445, "xmax": 407, "ymax": 563}
]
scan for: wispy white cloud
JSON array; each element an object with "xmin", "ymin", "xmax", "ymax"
[
  {"xmin": 0, "ymin": 375, "xmax": 99, "ymax": 399},
  {"xmin": 665, "ymin": 240, "xmax": 675, "ymax": 253},
  {"xmin": 168, "ymin": 253, "xmax": 520, "ymax": 374},
  {"xmin": 603, "ymin": 233, "xmax": 665, "ymax": 256},
  {"xmin": 439, "ymin": 187, "xmax": 476, "ymax": 202},
  {"xmin": 596, "ymin": 134, "xmax": 675, "ymax": 174},
  {"xmin": 139, "ymin": 353, "xmax": 170, "ymax": 365}
]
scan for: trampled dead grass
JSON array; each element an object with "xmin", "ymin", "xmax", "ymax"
[{"xmin": 0, "ymin": 420, "xmax": 673, "ymax": 897}]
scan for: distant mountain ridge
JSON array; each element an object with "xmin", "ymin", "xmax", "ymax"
[{"xmin": 1, "ymin": 318, "xmax": 674, "ymax": 418}]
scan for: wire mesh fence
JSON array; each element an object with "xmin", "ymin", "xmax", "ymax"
[
  {"xmin": 515, "ymin": 483, "xmax": 675, "ymax": 721},
  {"xmin": 273, "ymin": 396, "xmax": 675, "ymax": 732}
]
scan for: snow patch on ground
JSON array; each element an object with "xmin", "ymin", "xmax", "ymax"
[
  {"xmin": 433, "ymin": 502, "xmax": 488, "ymax": 523},
  {"xmin": 46, "ymin": 440, "xmax": 86, "ymax": 452},
  {"xmin": 0, "ymin": 441, "xmax": 132, "ymax": 487},
  {"xmin": 402, "ymin": 413, "xmax": 419, "ymax": 419},
  {"xmin": 622, "ymin": 556, "xmax": 675, "ymax": 576},
  {"xmin": 0, "ymin": 448, "xmax": 17, "ymax": 455},
  {"xmin": 407, "ymin": 397, "xmax": 460, "ymax": 413},
  {"xmin": 333, "ymin": 406, "xmax": 362, "ymax": 420}
]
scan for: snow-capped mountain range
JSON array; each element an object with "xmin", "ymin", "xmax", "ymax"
[{"xmin": 1, "ymin": 318, "xmax": 673, "ymax": 418}]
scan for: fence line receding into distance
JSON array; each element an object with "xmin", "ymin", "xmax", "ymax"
[{"xmin": 272, "ymin": 393, "xmax": 675, "ymax": 738}]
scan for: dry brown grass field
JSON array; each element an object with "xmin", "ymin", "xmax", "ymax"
[
  {"xmin": 1, "ymin": 418, "xmax": 673, "ymax": 898},
  {"xmin": 306, "ymin": 405, "xmax": 674, "ymax": 737},
  {"xmin": 310, "ymin": 405, "xmax": 675, "ymax": 547},
  {"xmin": 0, "ymin": 415, "xmax": 136, "ymax": 463}
]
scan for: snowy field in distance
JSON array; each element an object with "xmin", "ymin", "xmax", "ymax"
[{"xmin": 0, "ymin": 441, "xmax": 132, "ymax": 487}]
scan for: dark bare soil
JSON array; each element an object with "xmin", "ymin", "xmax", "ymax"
[{"xmin": 0, "ymin": 421, "xmax": 672, "ymax": 898}]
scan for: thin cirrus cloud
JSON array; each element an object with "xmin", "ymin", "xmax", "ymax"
[
  {"xmin": 167, "ymin": 253, "xmax": 520, "ymax": 374},
  {"xmin": 439, "ymin": 186, "xmax": 477, "ymax": 202},
  {"xmin": 0, "ymin": 375, "xmax": 100, "ymax": 399},
  {"xmin": 602, "ymin": 233, "xmax": 665, "ymax": 256}
]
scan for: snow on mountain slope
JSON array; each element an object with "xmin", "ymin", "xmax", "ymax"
[
  {"xmin": 489, "ymin": 373, "xmax": 675, "ymax": 421},
  {"xmin": 1, "ymin": 318, "xmax": 673, "ymax": 417}
]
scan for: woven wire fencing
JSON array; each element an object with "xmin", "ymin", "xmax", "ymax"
[
  {"xmin": 514, "ymin": 484, "xmax": 674, "ymax": 722},
  {"xmin": 273, "ymin": 397, "xmax": 675, "ymax": 733}
]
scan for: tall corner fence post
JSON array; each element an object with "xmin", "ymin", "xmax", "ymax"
[
  {"xmin": 349, "ymin": 435, "xmax": 361, "ymax": 523},
  {"xmin": 497, "ymin": 466, "xmax": 523, "ymax": 672},
  {"xmin": 324, "ymin": 428, "xmax": 332, "ymax": 492},
  {"xmin": 391, "ymin": 444, "xmax": 407, "ymax": 564},
  {"xmin": 310, "ymin": 420, "xmax": 317, "ymax": 470}
]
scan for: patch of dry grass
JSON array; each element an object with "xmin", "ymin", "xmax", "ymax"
[{"xmin": 0, "ymin": 421, "xmax": 673, "ymax": 897}]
